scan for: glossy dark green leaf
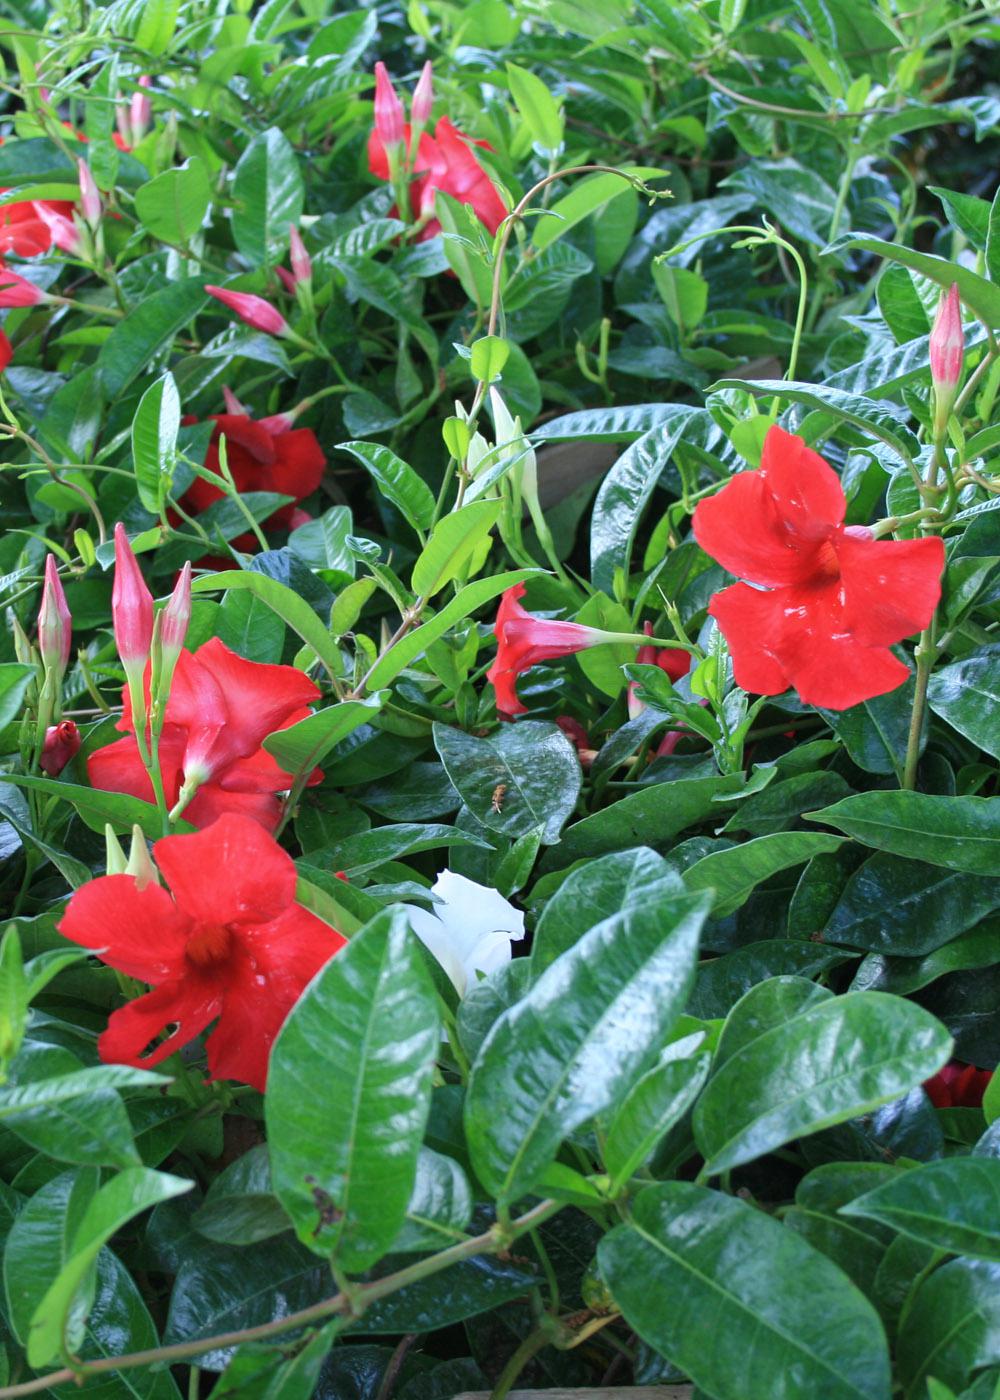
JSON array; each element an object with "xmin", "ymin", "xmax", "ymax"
[
  {"xmin": 207, "ymin": 1324, "xmax": 338, "ymax": 1400},
  {"xmin": 347, "ymin": 1249, "xmax": 537, "ymax": 1334},
  {"xmin": 897, "ymin": 1258, "xmax": 1000, "ymax": 1398},
  {"xmin": 604, "ymin": 1042, "xmax": 710, "ymax": 1190},
  {"xmin": 336, "ymin": 441, "xmax": 436, "ymax": 534},
  {"xmin": 713, "ymin": 380, "xmax": 918, "ymax": 464},
  {"xmin": 713, "ymin": 976, "xmax": 833, "ymax": 1070},
  {"xmin": 824, "ymin": 852, "xmax": 1000, "ymax": 955},
  {"xmin": 927, "ymin": 647, "xmax": 1000, "ymax": 759},
  {"xmin": 465, "ymin": 886, "xmax": 708, "ymax": 1202},
  {"xmin": 688, "ymin": 940, "xmax": 851, "ymax": 1020},
  {"xmin": 531, "ymin": 847, "xmax": 682, "ymax": 976},
  {"xmin": 433, "ymin": 720, "xmax": 581, "ymax": 846},
  {"xmin": 722, "ymin": 771, "xmax": 852, "ymax": 836},
  {"xmin": 262, "ymin": 696, "xmax": 385, "ymax": 777},
  {"xmin": 97, "ymin": 278, "xmax": 208, "ymax": 398},
  {"xmin": 267, "ymin": 909, "xmax": 439, "ymax": 1270},
  {"xmin": 599, "ymin": 1182, "xmax": 891, "ymax": 1400},
  {"xmin": 329, "ymin": 822, "xmax": 492, "ymax": 878},
  {"xmin": 682, "ymin": 832, "xmax": 843, "ymax": 917},
  {"xmin": 0, "ymin": 773, "xmax": 181, "ymax": 840},
  {"xmin": 694, "ymin": 990, "xmax": 951, "ymax": 1175},
  {"xmin": 3, "ymin": 1041, "xmax": 139, "ymax": 1170},
  {"xmin": 391, "ymin": 1146, "xmax": 473, "ymax": 1253},
  {"xmin": 3, "ymin": 1167, "xmax": 97, "ymax": 1345},
  {"xmin": 826, "ymin": 233, "xmax": 1000, "ymax": 327},
  {"xmin": 538, "ymin": 772, "xmax": 745, "ymax": 872},
  {"xmin": 231, "ymin": 128, "xmax": 304, "ymax": 266},
  {"xmin": 192, "ymin": 1145, "xmax": 291, "ymax": 1246},
  {"xmin": 191, "ymin": 569, "xmax": 342, "ymax": 681},
  {"xmin": 134, "ymin": 157, "xmax": 211, "ymax": 245},
  {"xmin": 844, "ymin": 1157, "xmax": 1000, "ymax": 1260},
  {"xmin": 810, "ymin": 792, "xmax": 1000, "ymax": 874},
  {"xmin": 721, "ymin": 159, "xmax": 837, "ymax": 244}
]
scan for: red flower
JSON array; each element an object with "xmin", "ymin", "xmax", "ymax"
[
  {"xmin": 40, "ymin": 720, "xmax": 81, "ymax": 776},
  {"xmin": 368, "ymin": 117, "xmax": 506, "ymax": 239},
  {"xmin": 57, "ymin": 813, "xmax": 345, "ymax": 1091},
  {"xmin": 924, "ymin": 1061, "xmax": 993, "ymax": 1110},
  {"xmin": 487, "ymin": 583, "xmax": 612, "ymax": 718},
  {"xmin": 88, "ymin": 637, "xmax": 322, "ymax": 831},
  {"xmin": 177, "ymin": 410, "xmax": 326, "ymax": 551},
  {"xmin": 692, "ymin": 426, "xmax": 945, "ymax": 710},
  {"xmin": 0, "ymin": 331, "xmax": 11, "ymax": 373},
  {"xmin": 0, "ymin": 195, "xmax": 76, "ymax": 258}
]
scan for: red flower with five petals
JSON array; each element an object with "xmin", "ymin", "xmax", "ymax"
[
  {"xmin": 178, "ymin": 411, "xmax": 325, "ymax": 554},
  {"xmin": 487, "ymin": 583, "xmax": 614, "ymax": 718},
  {"xmin": 57, "ymin": 813, "xmax": 345, "ymax": 1091},
  {"xmin": 692, "ymin": 426, "xmax": 945, "ymax": 710},
  {"xmin": 88, "ymin": 637, "xmax": 321, "ymax": 831}
]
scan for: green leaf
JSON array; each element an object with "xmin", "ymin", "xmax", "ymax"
[
  {"xmin": 192, "ymin": 1145, "xmax": 291, "ymax": 1247},
  {"xmin": 682, "ymin": 832, "xmax": 844, "ymax": 917},
  {"xmin": 363, "ymin": 570, "xmax": 539, "ymax": 692},
  {"xmin": 391, "ymin": 1146, "xmax": 473, "ymax": 1252},
  {"xmin": 533, "ymin": 167, "xmax": 667, "ymax": 252},
  {"xmin": 598, "ymin": 1182, "xmax": 891, "ymax": 1400},
  {"xmin": 0, "ymin": 1062, "xmax": 170, "ymax": 1118},
  {"xmin": 332, "ymin": 257, "xmax": 438, "ymax": 369},
  {"xmin": 0, "ymin": 773, "xmax": 183, "ymax": 840},
  {"xmin": 825, "ymin": 233, "xmax": 1000, "ymax": 328},
  {"xmin": 470, "ymin": 336, "xmax": 510, "ymax": 384},
  {"xmin": 135, "ymin": 0, "xmax": 179, "ymax": 51},
  {"xmin": 231, "ymin": 128, "xmax": 304, "ymax": 266},
  {"xmin": 818, "ymin": 674, "xmax": 916, "ymax": 779},
  {"xmin": 4, "ymin": 1168, "xmax": 99, "ymax": 1347},
  {"xmin": 604, "ymin": 1045, "xmax": 711, "ymax": 1191},
  {"xmin": 0, "ymin": 663, "xmax": 36, "ymax": 729},
  {"xmin": 261, "ymin": 696, "xmax": 385, "ymax": 778},
  {"xmin": 719, "ymin": 0, "xmax": 748, "ymax": 32},
  {"xmin": 927, "ymin": 646, "xmax": 1000, "ymax": 759},
  {"xmin": 207, "ymin": 1324, "xmax": 338, "ymax": 1399},
  {"xmin": 267, "ymin": 908, "xmax": 439, "ymax": 1270},
  {"xmin": 433, "ymin": 720, "xmax": 581, "ymax": 846},
  {"xmin": 721, "ymin": 159, "xmax": 838, "ymax": 244},
  {"xmin": 928, "ymin": 186, "xmax": 993, "ymax": 251},
  {"xmin": 712, "ymin": 378, "xmax": 919, "ymax": 463},
  {"xmin": 331, "ymin": 822, "xmax": 492, "ymax": 878},
  {"xmin": 538, "ymin": 771, "xmax": 745, "ymax": 873},
  {"xmin": 530, "ymin": 847, "xmax": 683, "ymax": 977},
  {"xmin": 97, "ymin": 278, "xmax": 209, "ymax": 398},
  {"xmin": 337, "ymin": 440, "xmax": 436, "ymax": 535},
  {"xmin": 410, "ymin": 500, "xmax": 501, "ymax": 597},
  {"xmin": 693, "ymin": 990, "xmax": 952, "ymax": 1176},
  {"xmin": 132, "ymin": 372, "xmax": 180, "ymax": 514},
  {"xmin": 191, "ymin": 569, "xmax": 341, "ymax": 681},
  {"xmin": 897, "ymin": 1257, "xmax": 1000, "ymax": 1398},
  {"xmin": 506, "ymin": 61, "xmax": 564, "ymax": 151},
  {"xmin": 809, "ymin": 791, "xmax": 1000, "ymax": 874},
  {"xmin": 2, "ymin": 1041, "xmax": 140, "ymax": 1169},
  {"xmin": 28, "ymin": 1166, "xmax": 191, "ymax": 1367},
  {"xmin": 134, "ymin": 158, "xmax": 211, "ymax": 245},
  {"xmin": 465, "ymin": 886, "xmax": 708, "ymax": 1202},
  {"xmin": 844, "ymin": 1158, "xmax": 1000, "ymax": 1261}
]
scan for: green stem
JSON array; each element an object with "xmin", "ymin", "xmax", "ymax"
[{"xmin": 489, "ymin": 1328, "xmax": 552, "ymax": 1400}]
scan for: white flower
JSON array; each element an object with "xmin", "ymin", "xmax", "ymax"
[{"xmin": 405, "ymin": 870, "xmax": 526, "ymax": 997}]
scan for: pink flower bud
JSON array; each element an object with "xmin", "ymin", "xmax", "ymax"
[
  {"xmin": 289, "ymin": 224, "xmax": 311, "ymax": 284},
  {"xmin": 115, "ymin": 104, "xmax": 132, "ymax": 150},
  {"xmin": 930, "ymin": 283, "xmax": 963, "ymax": 395},
  {"xmin": 0, "ymin": 269, "xmax": 48, "ymax": 308},
  {"xmin": 204, "ymin": 285, "xmax": 290, "ymax": 338},
  {"xmin": 374, "ymin": 62, "xmax": 405, "ymax": 151},
  {"xmin": 412, "ymin": 61, "xmax": 434, "ymax": 127},
  {"xmin": 274, "ymin": 265, "xmax": 297, "ymax": 295},
  {"xmin": 32, "ymin": 201, "xmax": 81, "ymax": 255},
  {"xmin": 40, "ymin": 719, "xmax": 80, "ymax": 776},
  {"xmin": 38, "ymin": 555, "xmax": 72, "ymax": 677},
  {"xmin": 159, "ymin": 562, "xmax": 191, "ymax": 660},
  {"xmin": 222, "ymin": 384, "xmax": 248, "ymax": 416},
  {"xmin": 130, "ymin": 76, "xmax": 152, "ymax": 143},
  {"xmin": 112, "ymin": 522, "xmax": 154, "ymax": 670},
  {"xmin": 77, "ymin": 158, "xmax": 101, "ymax": 227}
]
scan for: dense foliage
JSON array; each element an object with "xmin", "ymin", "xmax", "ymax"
[{"xmin": 0, "ymin": 0, "xmax": 999, "ymax": 1396}]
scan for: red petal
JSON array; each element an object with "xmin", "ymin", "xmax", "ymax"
[
  {"xmin": 207, "ymin": 906, "xmax": 345, "ymax": 1090},
  {"xmin": 708, "ymin": 584, "xmax": 791, "ymax": 697},
  {"xmin": 58, "ymin": 875, "xmax": 191, "ymax": 982},
  {"xmin": 153, "ymin": 811, "xmax": 297, "ymax": 926},
  {"xmin": 0, "ymin": 331, "xmax": 12, "ymax": 373},
  {"xmin": 184, "ymin": 783, "xmax": 283, "ymax": 833},
  {"xmin": 191, "ymin": 637, "xmax": 319, "ymax": 762},
  {"xmin": 427, "ymin": 118, "xmax": 507, "ymax": 233},
  {"xmin": 759, "ymin": 425, "xmax": 846, "ymax": 535},
  {"xmin": 99, "ymin": 975, "xmax": 223, "ymax": 1071},
  {"xmin": 264, "ymin": 428, "xmax": 325, "ymax": 501},
  {"xmin": 210, "ymin": 414, "xmax": 276, "ymax": 463},
  {"xmin": 837, "ymin": 531, "xmax": 944, "ymax": 647}
]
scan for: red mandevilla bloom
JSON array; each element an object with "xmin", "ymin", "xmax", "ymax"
[
  {"xmin": 57, "ymin": 813, "xmax": 346, "ymax": 1091},
  {"xmin": 924, "ymin": 1061, "xmax": 993, "ymax": 1110},
  {"xmin": 176, "ymin": 408, "xmax": 325, "ymax": 552},
  {"xmin": 368, "ymin": 116, "xmax": 506, "ymax": 240},
  {"xmin": 40, "ymin": 719, "xmax": 81, "ymax": 775},
  {"xmin": 0, "ymin": 194, "xmax": 76, "ymax": 257},
  {"xmin": 487, "ymin": 583, "xmax": 616, "ymax": 718},
  {"xmin": 692, "ymin": 426, "xmax": 945, "ymax": 711},
  {"xmin": 204, "ymin": 286, "xmax": 290, "ymax": 338},
  {"xmin": 88, "ymin": 636, "xmax": 321, "ymax": 831},
  {"xmin": 0, "ymin": 268, "xmax": 49, "ymax": 307}
]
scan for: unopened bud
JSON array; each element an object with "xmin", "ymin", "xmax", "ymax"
[
  {"xmin": 77, "ymin": 158, "xmax": 101, "ymax": 228},
  {"xmin": 0, "ymin": 269, "xmax": 50, "ymax": 308},
  {"xmin": 112, "ymin": 522, "xmax": 154, "ymax": 673},
  {"xmin": 374, "ymin": 62, "xmax": 405, "ymax": 152},
  {"xmin": 157, "ymin": 562, "xmax": 191, "ymax": 679},
  {"xmin": 204, "ymin": 285, "xmax": 290, "ymax": 338},
  {"xmin": 412, "ymin": 62, "xmax": 434, "ymax": 128},
  {"xmin": 37, "ymin": 555, "xmax": 71, "ymax": 680},
  {"xmin": 131, "ymin": 76, "xmax": 152, "ymax": 143},
  {"xmin": 104, "ymin": 823, "xmax": 128, "ymax": 875},
  {"xmin": 126, "ymin": 824, "xmax": 159, "ymax": 889},
  {"xmin": 40, "ymin": 720, "xmax": 80, "ymax": 776},
  {"xmin": 289, "ymin": 224, "xmax": 312, "ymax": 285},
  {"xmin": 930, "ymin": 283, "xmax": 964, "ymax": 432}
]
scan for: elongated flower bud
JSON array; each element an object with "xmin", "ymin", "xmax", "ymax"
[
  {"xmin": 930, "ymin": 284, "xmax": 963, "ymax": 431},
  {"xmin": 78, "ymin": 158, "xmax": 101, "ymax": 228},
  {"xmin": 159, "ymin": 562, "xmax": 191, "ymax": 663},
  {"xmin": 205, "ymin": 285, "xmax": 290, "ymax": 337},
  {"xmin": 40, "ymin": 719, "xmax": 80, "ymax": 776},
  {"xmin": 112, "ymin": 523, "xmax": 154, "ymax": 672},
  {"xmin": 126, "ymin": 823, "xmax": 159, "ymax": 889},
  {"xmin": 374, "ymin": 62, "xmax": 405, "ymax": 152},
  {"xmin": 38, "ymin": 555, "xmax": 72, "ymax": 679},
  {"xmin": 412, "ymin": 62, "xmax": 434, "ymax": 127},
  {"xmin": 289, "ymin": 224, "xmax": 311, "ymax": 284},
  {"xmin": 221, "ymin": 384, "xmax": 248, "ymax": 416},
  {"xmin": 274, "ymin": 265, "xmax": 296, "ymax": 295},
  {"xmin": 104, "ymin": 823, "xmax": 128, "ymax": 875},
  {"xmin": 131, "ymin": 75, "xmax": 152, "ymax": 143},
  {"xmin": 0, "ymin": 270, "xmax": 50, "ymax": 308}
]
